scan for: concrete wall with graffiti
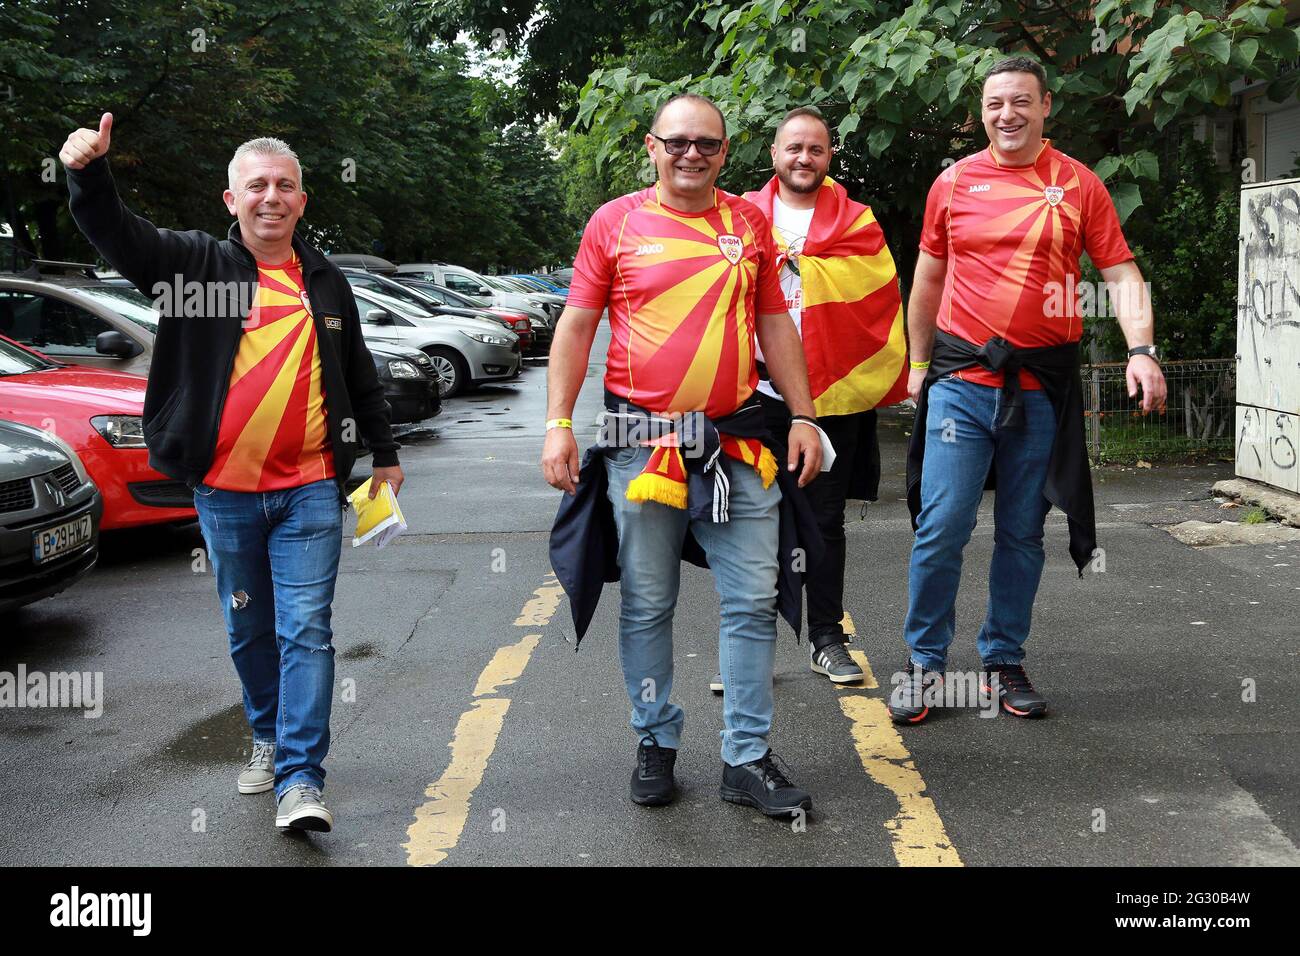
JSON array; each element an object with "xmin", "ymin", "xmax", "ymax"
[{"xmin": 1236, "ymin": 177, "xmax": 1300, "ymax": 494}]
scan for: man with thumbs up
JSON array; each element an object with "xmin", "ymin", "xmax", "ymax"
[{"xmin": 61, "ymin": 114, "xmax": 402, "ymax": 833}]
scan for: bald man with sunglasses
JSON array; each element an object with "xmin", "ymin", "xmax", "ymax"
[{"xmin": 543, "ymin": 93, "xmax": 826, "ymax": 819}]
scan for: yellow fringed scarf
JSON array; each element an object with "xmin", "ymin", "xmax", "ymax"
[{"xmin": 625, "ymin": 434, "xmax": 777, "ymax": 509}]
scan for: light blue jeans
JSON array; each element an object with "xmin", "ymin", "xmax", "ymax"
[
  {"xmin": 904, "ymin": 376, "xmax": 1056, "ymax": 672},
  {"xmin": 605, "ymin": 445, "xmax": 781, "ymax": 766},
  {"xmin": 193, "ymin": 479, "xmax": 342, "ymax": 797}
]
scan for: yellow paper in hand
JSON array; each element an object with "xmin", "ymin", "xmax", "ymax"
[{"xmin": 348, "ymin": 478, "xmax": 407, "ymax": 548}]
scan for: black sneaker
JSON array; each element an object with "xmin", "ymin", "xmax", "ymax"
[
  {"xmin": 810, "ymin": 640, "xmax": 865, "ymax": 684},
  {"xmin": 709, "ymin": 672, "xmax": 724, "ymax": 695},
  {"xmin": 630, "ymin": 734, "xmax": 677, "ymax": 806},
  {"xmin": 982, "ymin": 664, "xmax": 1047, "ymax": 717},
  {"xmin": 720, "ymin": 750, "xmax": 812, "ymax": 817},
  {"xmin": 887, "ymin": 659, "xmax": 942, "ymax": 724}
]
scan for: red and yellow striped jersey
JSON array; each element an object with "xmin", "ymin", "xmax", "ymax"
[
  {"xmin": 204, "ymin": 253, "xmax": 335, "ymax": 491},
  {"xmin": 919, "ymin": 140, "xmax": 1133, "ymax": 389},
  {"xmin": 568, "ymin": 185, "xmax": 785, "ymax": 418}
]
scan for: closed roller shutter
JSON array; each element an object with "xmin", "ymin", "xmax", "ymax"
[{"xmin": 1265, "ymin": 103, "xmax": 1300, "ymax": 180}]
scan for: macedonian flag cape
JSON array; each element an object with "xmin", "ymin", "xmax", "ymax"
[{"xmin": 743, "ymin": 176, "xmax": 908, "ymax": 416}]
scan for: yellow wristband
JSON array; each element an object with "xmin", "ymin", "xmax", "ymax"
[
  {"xmin": 546, "ymin": 418, "xmax": 573, "ymax": 430},
  {"xmin": 909, "ymin": 360, "xmax": 931, "ymax": 370}
]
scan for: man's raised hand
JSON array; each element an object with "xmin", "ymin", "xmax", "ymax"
[{"xmin": 59, "ymin": 112, "xmax": 113, "ymax": 170}]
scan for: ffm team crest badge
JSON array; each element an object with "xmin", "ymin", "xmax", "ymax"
[
  {"xmin": 717, "ymin": 234, "xmax": 743, "ymax": 265},
  {"xmin": 1044, "ymin": 185, "xmax": 1064, "ymax": 207}
]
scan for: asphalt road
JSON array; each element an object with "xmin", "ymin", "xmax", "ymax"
[{"xmin": 2, "ymin": 329, "xmax": 1297, "ymax": 866}]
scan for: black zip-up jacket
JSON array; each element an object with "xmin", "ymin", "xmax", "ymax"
[
  {"xmin": 66, "ymin": 156, "xmax": 398, "ymax": 501},
  {"xmin": 905, "ymin": 329, "xmax": 1095, "ymax": 575}
]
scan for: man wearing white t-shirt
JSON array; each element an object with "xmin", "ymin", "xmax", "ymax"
[{"xmin": 731, "ymin": 107, "xmax": 909, "ymax": 688}]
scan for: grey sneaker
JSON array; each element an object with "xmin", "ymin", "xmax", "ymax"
[
  {"xmin": 810, "ymin": 641, "xmax": 864, "ymax": 684},
  {"xmin": 709, "ymin": 672, "xmax": 724, "ymax": 695},
  {"xmin": 275, "ymin": 784, "xmax": 333, "ymax": 832},
  {"xmin": 237, "ymin": 740, "xmax": 275, "ymax": 794}
]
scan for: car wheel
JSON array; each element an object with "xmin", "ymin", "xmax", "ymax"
[{"xmin": 424, "ymin": 347, "xmax": 468, "ymax": 398}]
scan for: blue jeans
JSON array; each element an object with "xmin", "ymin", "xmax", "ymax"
[
  {"xmin": 193, "ymin": 479, "xmax": 342, "ymax": 797},
  {"xmin": 605, "ymin": 446, "xmax": 781, "ymax": 766},
  {"xmin": 904, "ymin": 377, "xmax": 1056, "ymax": 672}
]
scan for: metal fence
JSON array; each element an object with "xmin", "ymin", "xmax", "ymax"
[{"xmin": 1082, "ymin": 358, "xmax": 1235, "ymax": 463}]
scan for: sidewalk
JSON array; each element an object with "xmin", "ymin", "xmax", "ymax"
[{"xmin": 833, "ymin": 406, "xmax": 1300, "ymax": 864}]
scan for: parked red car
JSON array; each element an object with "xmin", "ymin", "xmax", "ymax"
[{"xmin": 0, "ymin": 335, "xmax": 195, "ymax": 530}]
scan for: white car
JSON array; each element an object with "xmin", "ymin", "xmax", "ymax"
[
  {"xmin": 353, "ymin": 288, "xmax": 520, "ymax": 398},
  {"xmin": 394, "ymin": 262, "xmax": 557, "ymax": 325}
]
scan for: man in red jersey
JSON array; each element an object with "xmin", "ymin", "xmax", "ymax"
[
  {"xmin": 63, "ymin": 119, "xmax": 402, "ymax": 831},
  {"xmin": 889, "ymin": 57, "xmax": 1167, "ymax": 724},
  {"xmin": 542, "ymin": 93, "xmax": 824, "ymax": 817}
]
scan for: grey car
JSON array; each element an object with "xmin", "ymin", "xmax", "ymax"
[
  {"xmin": 393, "ymin": 262, "xmax": 556, "ymax": 325},
  {"xmin": 0, "ymin": 419, "xmax": 102, "ymax": 616},
  {"xmin": 353, "ymin": 287, "xmax": 520, "ymax": 398},
  {"xmin": 0, "ymin": 264, "xmax": 157, "ymax": 377}
]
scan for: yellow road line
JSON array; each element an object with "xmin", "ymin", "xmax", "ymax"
[
  {"xmin": 836, "ymin": 612, "xmax": 963, "ymax": 866},
  {"xmin": 840, "ymin": 613, "xmax": 877, "ymax": 688},
  {"xmin": 472, "ymin": 634, "xmax": 541, "ymax": 698},
  {"xmin": 403, "ymin": 577, "xmax": 562, "ymax": 866}
]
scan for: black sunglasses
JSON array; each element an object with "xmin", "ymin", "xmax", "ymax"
[{"xmin": 651, "ymin": 133, "xmax": 724, "ymax": 156}]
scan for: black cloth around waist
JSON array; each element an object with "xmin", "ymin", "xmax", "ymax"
[{"xmin": 904, "ymin": 330, "xmax": 1096, "ymax": 574}]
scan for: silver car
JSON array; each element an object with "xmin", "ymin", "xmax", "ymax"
[
  {"xmin": 0, "ymin": 271, "xmax": 158, "ymax": 377},
  {"xmin": 0, "ymin": 419, "xmax": 102, "ymax": 615},
  {"xmin": 353, "ymin": 288, "xmax": 520, "ymax": 398},
  {"xmin": 393, "ymin": 262, "xmax": 556, "ymax": 325}
]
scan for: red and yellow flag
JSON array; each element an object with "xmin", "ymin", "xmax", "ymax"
[{"xmin": 743, "ymin": 176, "xmax": 908, "ymax": 416}]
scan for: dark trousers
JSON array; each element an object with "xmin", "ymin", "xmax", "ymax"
[{"xmin": 758, "ymin": 390, "xmax": 871, "ymax": 651}]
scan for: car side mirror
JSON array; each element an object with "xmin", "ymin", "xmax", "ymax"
[
  {"xmin": 96, "ymin": 329, "xmax": 143, "ymax": 358},
  {"xmin": 477, "ymin": 287, "xmax": 493, "ymax": 297},
  {"xmin": 366, "ymin": 309, "xmax": 391, "ymax": 325}
]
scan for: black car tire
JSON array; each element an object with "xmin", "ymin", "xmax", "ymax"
[{"xmin": 424, "ymin": 346, "xmax": 468, "ymax": 398}]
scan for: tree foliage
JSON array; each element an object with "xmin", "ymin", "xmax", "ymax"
[
  {"xmin": 2, "ymin": 0, "xmax": 577, "ymax": 271},
  {"xmin": 573, "ymin": 0, "xmax": 1299, "ymax": 306}
]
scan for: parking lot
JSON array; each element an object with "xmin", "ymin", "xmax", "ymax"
[{"xmin": 2, "ymin": 329, "xmax": 1297, "ymax": 867}]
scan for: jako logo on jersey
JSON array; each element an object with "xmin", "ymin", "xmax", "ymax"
[
  {"xmin": 717, "ymin": 234, "xmax": 743, "ymax": 265},
  {"xmin": 635, "ymin": 243, "xmax": 664, "ymax": 256},
  {"xmin": 968, "ymin": 184, "xmax": 991, "ymax": 193},
  {"xmin": 1044, "ymin": 185, "xmax": 1064, "ymax": 207}
]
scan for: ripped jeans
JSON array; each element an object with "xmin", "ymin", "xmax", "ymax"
[{"xmin": 193, "ymin": 479, "xmax": 342, "ymax": 797}]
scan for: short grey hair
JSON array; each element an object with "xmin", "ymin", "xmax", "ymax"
[{"xmin": 227, "ymin": 137, "xmax": 302, "ymax": 191}]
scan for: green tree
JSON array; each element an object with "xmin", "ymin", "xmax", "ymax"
[
  {"xmin": 2, "ymin": 0, "xmax": 573, "ymax": 272},
  {"xmin": 394, "ymin": 0, "xmax": 703, "ymax": 121},
  {"xmin": 1087, "ymin": 137, "xmax": 1239, "ymax": 361},
  {"xmin": 575, "ymin": 0, "xmax": 1299, "ymax": 292}
]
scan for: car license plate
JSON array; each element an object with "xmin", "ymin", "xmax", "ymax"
[{"xmin": 32, "ymin": 515, "xmax": 93, "ymax": 565}]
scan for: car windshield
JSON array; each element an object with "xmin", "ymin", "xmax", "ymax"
[
  {"xmin": 415, "ymin": 283, "xmax": 477, "ymax": 308},
  {"xmin": 356, "ymin": 288, "xmax": 435, "ymax": 320},
  {"xmin": 0, "ymin": 337, "xmax": 56, "ymax": 374},
  {"xmin": 511, "ymin": 276, "xmax": 551, "ymax": 291},
  {"xmin": 71, "ymin": 285, "xmax": 161, "ymax": 332},
  {"xmin": 493, "ymin": 277, "xmax": 534, "ymax": 294},
  {"xmin": 478, "ymin": 275, "xmax": 515, "ymax": 293},
  {"xmin": 356, "ymin": 275, "xmax": 442, "ymax": 312}
]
